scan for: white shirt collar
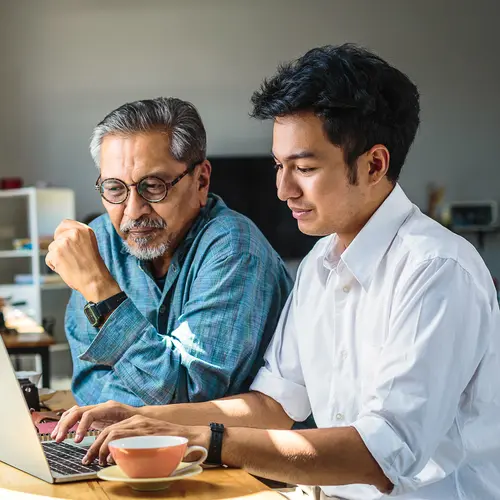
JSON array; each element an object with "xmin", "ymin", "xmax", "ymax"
[{"xmin": 324, "ymin": 184, "xmax": 414, "ymax": 290}]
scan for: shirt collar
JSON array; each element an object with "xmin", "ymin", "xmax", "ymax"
[{"xmin": 327, "ymin": 184, "xmax": 414, "ymax": 290}]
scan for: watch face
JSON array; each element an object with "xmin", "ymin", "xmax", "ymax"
[{"xmin": 84, "ymin": 303, "xmax": 100, "ymax": 327}]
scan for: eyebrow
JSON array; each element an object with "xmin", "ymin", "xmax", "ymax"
[
  {"xmin": 100, "ymin": 170, "xmax": 175, "ymax": 183},
  {"xmin": 271, "ymin": 150, "xmax": 318, "ymax": 163}
]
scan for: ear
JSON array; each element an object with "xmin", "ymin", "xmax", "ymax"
[
  {"xmin": 196, "ymin": 160, "xmax": 211, "ymax": 206},
  {"xmin": 366, "ymin": 145, "xmax": 390, "ymax": 185}
]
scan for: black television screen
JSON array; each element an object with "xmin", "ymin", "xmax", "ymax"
[{"xmin": 208, "ymin": 156, "xmax": 319, "ymax": 259}]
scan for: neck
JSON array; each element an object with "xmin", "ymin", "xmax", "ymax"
[
  {"xmin": 151, "ymin": 255, "xmax": 172, "ymax": 278},
  {"xmin": 337, "ymin": 184, "xmax": 394, "ymax": 249}
]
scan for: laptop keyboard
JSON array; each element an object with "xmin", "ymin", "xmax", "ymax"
[{"xmin": 42, "ymin": 441, "xmax": 105, "ymax": 476}]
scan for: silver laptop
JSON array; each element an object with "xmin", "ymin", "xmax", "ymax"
[{"xmin": 0, "ymin": 339, "xmax": 104, "ymax": 483}]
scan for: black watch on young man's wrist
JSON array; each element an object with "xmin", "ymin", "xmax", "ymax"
[
  {"xmin": 83, "ymin": 291, "xmax": 127, "ymax": 328},
  {"xmin": 206, "ymin": 422, "xmax": 225, "ymax": 466}
]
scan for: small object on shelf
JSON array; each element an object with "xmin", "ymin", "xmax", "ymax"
[
  {"xmin": 448, "ymin": 200, "xmax": 498, "ymax": 229},
  {"xmin": 12, "ymin": 238, "xmax": 32, "ymax": 250},
  {"xmin": 14, "ymin": 274, "xmax": 64, "ymax": 285},
  {"xmin": 426, "ymin": 183, "xmax": 445, "ymax": 222},
  {"xmin": 12, "ymin": 236, "xmax": 53, "ymax": 251},
  {"xmin": 0, "ymin": 177, "xmax": 23, "ymax": 190}
]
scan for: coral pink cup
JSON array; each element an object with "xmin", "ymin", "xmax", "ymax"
[{"xmin": 108, "ymin": 436, "xmax": 208, "ymax": 478}]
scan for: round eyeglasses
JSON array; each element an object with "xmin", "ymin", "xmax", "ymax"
[{"xmin": 95, "ymin": 163, "xmax": 199, "ymax": 204}]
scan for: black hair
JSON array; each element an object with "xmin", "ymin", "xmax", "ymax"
[{"xmin": 251, "ymin": 43, "xmax": 420, "ymax": 184}]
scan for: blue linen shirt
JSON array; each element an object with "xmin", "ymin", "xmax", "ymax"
[{"xmin": 65, "ymin": 194, "xmax": 293, "ymax": 406}]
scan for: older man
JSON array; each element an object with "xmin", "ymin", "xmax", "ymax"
[{"xmin": 46, "ymin": 97, "xmax": 292, "ymax": 406}]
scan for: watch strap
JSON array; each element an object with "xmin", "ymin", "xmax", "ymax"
[
  {"xmin": 206, "ymin": 422, "xmax": 225, "ymax": 465},
  {"xmin": 94, "ymin": 291, "xmax": 128, "ymax": 316}
]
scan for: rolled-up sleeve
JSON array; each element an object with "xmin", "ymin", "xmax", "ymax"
[
  {"xmin": 351, "ymin": 258, "xmax": 492, "ymax": 495},
  {"xmin": 251, "ymin": 292, "xmax": 311, "ymax": 422}
]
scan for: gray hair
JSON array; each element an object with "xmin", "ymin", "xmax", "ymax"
[{"xmin": 89, "ymin": 97, "xmax": 207, "ymax": 168}]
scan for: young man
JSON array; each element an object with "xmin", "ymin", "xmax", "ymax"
[
  {"xmin": 53, "ymin": 45, "xmax": 500, "ymax": 499},
  {"xmin": 47, "ymin": 97, "xmax": 292, "ymax": 406}
]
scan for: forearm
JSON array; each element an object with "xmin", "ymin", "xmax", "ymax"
[
  {"xmin": 72, "ymin": 366, "xmax": 147, "ymax": 407},
  {"xmin": 220, "ymin": 426, "xmax": 392, "ymax": 492},
  {"xmin": 140, "ymin": 391, "xmax": 294, "ymax": 429}
]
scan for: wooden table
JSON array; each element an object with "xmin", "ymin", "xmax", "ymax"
[
  {"xmin": 0, "ymin": 390, "xmax": 282, "ymax": 499},
  {"xmin": 1, "ymin": 307, "xmax": 55, "ymax": 388},
  {"xmin": 0, "ymin": 458, "xmax": 282, "ymax": 499}
]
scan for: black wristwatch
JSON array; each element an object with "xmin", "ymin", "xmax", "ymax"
[
  {"xmin": 83, "ymin": 291, "xmax": 128, "ymax": 328},
  {"xmin": 206, "ymin": 422, "xmax": 225, "ymax": 465}
]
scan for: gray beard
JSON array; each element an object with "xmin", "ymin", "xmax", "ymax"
[
  {"xmin": 120, "ymin": 216, "xmax": 169, "ymax": 261},
  {"xmin": 122, "ymin": 237, "xmax": 170, "ymax": 261}
]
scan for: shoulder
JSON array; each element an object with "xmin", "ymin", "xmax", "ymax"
[
  {"xmin": 393, "ymin": 209, "xmax": 495, "ymax": 300},
  {"xmin": 88, "ymin": 212, "xmax": 113, "ymax": 236},
  {"xmin": 197, "ymin": 195, "xmax": 280, "ymax": 259}
]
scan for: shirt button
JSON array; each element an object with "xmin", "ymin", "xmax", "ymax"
[
  {"xmin": 336, "ymin": 413, "xmax": 344, "ymax": 421},
  {"xmin": 342, "ymin": 285, "xmax": 350, "ymax": 293},
  {"xmin": 341, "ymin": 350, "xmax": 348, "ymax": 360},
  {"xmin": 159, "ymin": 305, "xmax": 166, "ymax": 314}
]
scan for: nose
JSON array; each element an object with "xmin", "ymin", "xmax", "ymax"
[
  {"xmin": 276, "ymin": 167, "xmax": 302, "ymax": 202},
  {"xmin": 123, "ymin": 186, "xmax": 152, "ymax": 220}
]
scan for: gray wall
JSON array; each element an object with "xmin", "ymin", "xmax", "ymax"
[{"xmin": 0, "ymin": 0, "xmax": 499, "ymax": 275}]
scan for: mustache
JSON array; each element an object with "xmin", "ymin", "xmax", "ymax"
[{"xmin": 120, "ymin": 217, "xmax": 167, "ymax": 233}]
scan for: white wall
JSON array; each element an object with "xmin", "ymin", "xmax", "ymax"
[{"xmin": 0, "ymin": 0, "xmax": 499, "ymax": 274}]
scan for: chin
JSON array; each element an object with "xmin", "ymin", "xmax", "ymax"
[
  {"xmin": 123, "ymin": 241, "xmax": 169, "ymax": 260},
  {"xmin": 297, "ymin": 220, "xmax": 330, "ymax": 237}
]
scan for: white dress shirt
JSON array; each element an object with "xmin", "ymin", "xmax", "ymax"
[{"xmin": 251, "ymin": 184, "xmax": 500, "ymax": 499}]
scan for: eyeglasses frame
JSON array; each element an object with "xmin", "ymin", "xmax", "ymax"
[{"xmin": 95, "ymin": 162, "xmax": 201, "ymax": 204}]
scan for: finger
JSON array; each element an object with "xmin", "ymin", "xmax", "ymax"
[
  {"xmin": 98, "ymin": 432, "xmax": 120, "ymax": 466},
  {"xmin": 47, "ymin": 240, "xmax": 58, "ymax": 252},
  {"xmin": 83, "ymin": 417, "xmax": 137, "ymax": 465},
  {"xmin": 74, "ymin": 412, "xmax": 97, "ymax": 443},
  {"xmin": 83, "ymin": 428, "xmax": 110, "ymax": 464},
  {"xmin": 45, "ymin": 253, "xmax": 56, "ymax": 272},
  {"xmin": 53, "ymin": 219, "xmax": 80, "ymax": 239},
  {"xmin": 52, "ymin": 406, "xmax": 78, "ymax": 437},
  {"xmin": 54, "ymin": 408, "xmax": 85, "ymax": 442},
  {"xmin": 51, "ymin": 405, "xmax": 78, "ymax": 435}
]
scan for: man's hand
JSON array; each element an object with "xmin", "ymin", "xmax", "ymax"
[
  {"xmin": 52, "ymin": 400, "xmax": 140, "ymax": 443},
  {"xmin": 79, "ymin": 415, "xmax": 210, "ymax": 466},
  {"xmin": 45, "ymin": 219, "xmax": 121, "ymax": 302}
]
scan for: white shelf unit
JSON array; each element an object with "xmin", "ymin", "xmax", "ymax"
[{"xmin": 0, "ymin": 188, "xmax": 75, "ymax": 324}]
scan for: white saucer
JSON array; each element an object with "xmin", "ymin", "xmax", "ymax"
[{"xmin": 97, "ymin": 463, "xmax": 203, "ymax": 491}]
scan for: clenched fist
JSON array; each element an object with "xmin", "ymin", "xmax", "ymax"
[{"xmin": 45, "ymin": 220, "xmax": 121, "ymax": 302}]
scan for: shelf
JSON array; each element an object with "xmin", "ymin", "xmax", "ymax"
[
  {"xmin": 41, "ymin": 282, "xmax": 68, "ymax": 291},
  {"xmin": 0, "ymin": 250, "xmax": 33, "ymax": 258},
  {"xmin": 0, "ymin": 281, "xmax": 67, "ymax": 290},
  {"xmin": 0, "ymin": 187, "xmax": 35, "ymax": 198},
  {"xmin": 452, "ymin": 225, "xmax": 500, "ymax": 234},
  {"xmin": 0, "ymin": 187, "xmax": 74, "ymax": 199},
  {"xmin": 0, "ymin": 249, "xmax": 48, "ymax": 258}
]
